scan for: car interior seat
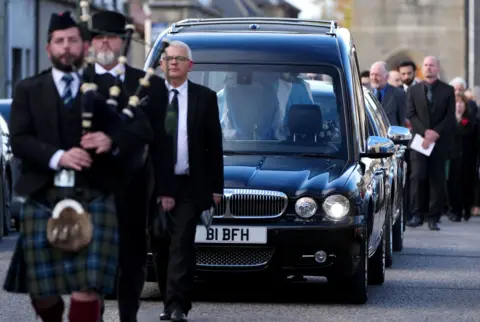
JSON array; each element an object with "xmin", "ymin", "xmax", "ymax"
[{"xmin": 287, "ymin": 104, "xmax": 323, "ymax": 144}]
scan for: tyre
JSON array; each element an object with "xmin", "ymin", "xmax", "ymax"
[
  {"xmin": 3, "ymin": 176, "xmax": 11, "ymax": 236},
  {"xmin": 332, "ymin": 232, "xmax": 368, "ymax": 304},
  {"xmin": 368, "ymin": 227, "xmax": 385, "ymax": 285},
  {"xmin": 392, "ymin": 202, "xmax": 404, "ymax": 251},
  {"xmin": 385, "ymin": 210, "xmax": 393, "ymax": 268}
]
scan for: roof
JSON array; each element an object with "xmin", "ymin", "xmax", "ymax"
[{"xmin": 160, "ymin": 32, "xmax": 342, "ymax": 66}]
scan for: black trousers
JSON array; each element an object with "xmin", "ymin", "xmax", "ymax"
[
  {"xmin": 99, "ymin": 167, "xmax": 153, "ymax": 322},
  {"xmin": 447, "ymin": 157, "xmax": 476, "ymax": 216},
  {"xmin": 154, "ymin": 175, "xmax": 199, "ymax": 314},
  {"xmin": 409, "ymin": 150, "xmax": 447, "ymax": 219}
]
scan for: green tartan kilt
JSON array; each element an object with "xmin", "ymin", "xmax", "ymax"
[{"xmin": 3, "ymin": 188, "xmax": 119, "ymax": 297}]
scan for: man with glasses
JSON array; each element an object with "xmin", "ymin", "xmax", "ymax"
[{"xmin": 151, "ymin": 40, "xmax": 223, "ymax": 322}]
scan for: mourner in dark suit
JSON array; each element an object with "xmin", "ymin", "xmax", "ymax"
[
  {"xmin": 150, "ymin": 40, "xmax": 224, "ymax": 322},
  {"xmin": 88, "ymin": 10, "xmax": 167, "ymax": 322},
  {"xmin": 406, "ymin": 56, "xmax": 456, "ymax": 230},
  {"xmin": 370, "ymin": 61, "xmax": 407, "ymax": 126},
  {"xmin": 2, "ymin": 12, "xmax": 152, "ymax": 322},
  {"xmin": 446, "ymin": 93, "xmax": 479, "ymax": 222}
]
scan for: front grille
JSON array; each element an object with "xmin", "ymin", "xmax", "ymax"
[
  {"xmin": 214, "ymin": 189, "xmax": 288, "ymax": 219},
  {"xmin": 196, "ymin": 246, "xmax": 274, "ymax": 268}
]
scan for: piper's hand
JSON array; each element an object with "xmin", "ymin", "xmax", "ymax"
[
  {"xmin": 58, "ymin": 148, "xmax": 92, "ymax": 171},
  {"xmin": 213, "ymin": 194, "xmax": 222, "ymax": 205},
  {"xmin": 158, "ymin": 196, "xmax": 175, "ymax": 212},
  {"xmin": 81, "ymin": 132, "xmax": 112, "ymax": 154}
]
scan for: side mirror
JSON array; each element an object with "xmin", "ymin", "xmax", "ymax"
[
  {"xmin": 361, "ymin": 136, "xmax": 395, "ymax": 158},
  {"xmin": 387, "ymin": 125, "xmax": 412, "ymax": 145}
]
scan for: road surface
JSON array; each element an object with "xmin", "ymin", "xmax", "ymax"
[{"xmin": 1, "ymin": 217, "xmax": 480, "ymax": 321}]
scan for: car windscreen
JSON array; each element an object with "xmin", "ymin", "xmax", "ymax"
[{"xmin": 160, "ymin": 64, "xmax": 347, "ymax": 158}]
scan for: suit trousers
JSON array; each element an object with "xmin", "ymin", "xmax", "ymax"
[
  {"xmin": 409, "ymin": 149, "xmax": 447, "ymax": 219},
  {"xmin": 102, "ymin": 166, "xmax": 153, "ymax": 322},
  {"xmin": 154, "ymin": 175, "xmax": 199, "ymax": 314}
]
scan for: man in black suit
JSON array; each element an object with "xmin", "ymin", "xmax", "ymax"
[
  {"xmin": 369, "ymin": 61, "xmax": 407, "ymax": 126},
  {"xmin": 2, "ymin": 12, "xmax": 152, "ymax": 322},
  {"xmin": 406, "ymin": 56, "xmax": 456, "ymax": 230},
  {"xmin": 151, "ymin": 40, "xmax": 224, "ymax": 322},
  {"xmin": 89, "ymin": 10, "xmax": 167, "ymax": 322}
]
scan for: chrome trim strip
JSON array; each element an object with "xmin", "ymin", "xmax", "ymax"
[{"xmin": 214, "ymin": 189, "xmax": 288, "ymax": 219}]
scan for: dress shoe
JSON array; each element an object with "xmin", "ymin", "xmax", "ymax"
[
  {"xmin": 170, "ymin": 309, "xmax": 188, "ymax": 322},
  {"xmin": 160, "ymin": 311, "xmax": 171, "ymax": 320},
  {"xmin": 448, "ymin": 213, "xmax": 461, "ymax": 222},
  {"xmin": 428, "ymin": 219, "xmax": 440, "ymax": 231},
  {"xmin": 407, "ymin": 215, "xmax": 423, "ymax": 227}
]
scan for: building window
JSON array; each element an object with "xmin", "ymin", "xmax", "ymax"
[{"xmin": 12, "ymin": 48, "xmax": 22, "ymax": 93}]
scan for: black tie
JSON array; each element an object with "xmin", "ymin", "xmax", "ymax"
[
  {"xmin": 377, "ymin": 90, "xmax": 382, "ymax": 103},
  {"xmin": 165, "ymin": 89, "xmax": 179, "ymax": 162}
]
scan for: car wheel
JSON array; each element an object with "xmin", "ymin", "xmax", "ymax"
[
  {"xmin": 392, "ymin": 201, "xmax": 404, "ymax": 251},
  {"xmin": 368, "ymin": 227, "xmax": 385, "ymax": 285},
  {"xmin": 3, "ymin": 176, "xmax": 11, "ymax": 236},
  {"xmin": 385, "ymin": 201, "xmax": 393, "ymax": 268},
  {"xmin": 331, "ymin": 231, "xmax": 368, "ymax": 304}
]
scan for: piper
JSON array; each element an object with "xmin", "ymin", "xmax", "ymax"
[{"xmin": 2, "ymin": 8, "xmax": 153, "ymax": 322}]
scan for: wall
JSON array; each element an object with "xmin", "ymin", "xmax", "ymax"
[
  {"xmin": 351, "ymin": 0, "xmax": 465, "ymax": 82},
  {"xmin": 6, "ymin": 0, "xmax": 36, "ymax": 97}
]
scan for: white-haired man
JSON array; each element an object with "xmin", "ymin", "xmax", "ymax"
[
  {"xmin": 89, "ymin": 10, "xmax": 168, "ymax": 322},
  {"xmin": 369, "ymin": 61, "xmax": 407, "ymax": 126},
  {"xmin": 449, "ymin": 77, "xmax": 478, "ymax": 117},
  {"xmin": 151, "ymin": 40, "xmax": 224, "ymax": 322}
]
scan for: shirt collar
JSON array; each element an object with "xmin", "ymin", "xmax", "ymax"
[
  {"xmin": 375, "ymin": 84, "xmax": 388, "ymax": 95},
  {"xmin": 165, "ymin": 79, "xmax": 188, "ymax": 96},
  {"xmin": 95, "ymin": 63, "xmax": 125, "ymax": 78},
  {"xmin": 51, "ymin": 67, "xmax": 81, "ymax": 84}
]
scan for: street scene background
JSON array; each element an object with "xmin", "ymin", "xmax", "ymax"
[{"xmin": 0, "ymin": 0, "xmax": 479, "ymax": 321}]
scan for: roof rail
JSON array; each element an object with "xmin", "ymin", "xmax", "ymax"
[{"xmin": 170, "ymin": 17, "xmax": 338, "ymax": 33}]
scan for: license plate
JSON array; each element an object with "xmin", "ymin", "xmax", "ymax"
[{"xmin": 195, "ymin": 226, "xmax": 267, "ymax": 244}]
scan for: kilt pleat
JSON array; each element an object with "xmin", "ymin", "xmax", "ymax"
[{"xmin": 3, "ymin": 188, "xmax": 119, "ymax": 297}]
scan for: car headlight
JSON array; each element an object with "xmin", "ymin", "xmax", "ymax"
[
  {"xmin": 322, "ymin": 194, "xmax": 350, "ymax": 220},
  {"xmin": 295, "ymin": 197, "xmax": 318, "ymax": 218}
]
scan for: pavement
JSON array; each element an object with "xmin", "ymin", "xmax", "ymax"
[{"xmin": 1, "ymin": 217, "xmax": 480, "ymax": 322}]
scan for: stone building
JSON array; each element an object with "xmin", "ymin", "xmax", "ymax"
[{"xmin": 350, "ymin": 0, "xmax": 479, "ymax": 89}]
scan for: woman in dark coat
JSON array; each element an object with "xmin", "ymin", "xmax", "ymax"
[{"xmin": 447, "ymin": 92, "xmax": 479, "ymax": 221}]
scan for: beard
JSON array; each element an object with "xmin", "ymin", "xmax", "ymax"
[
  {"xmin": 51, "ymin": 53, "xmax": 84, "ymax": 72},
  {"xmin": 403, "ymin": 77, "xmax": 414, "ymax": 86},
  {"xmin": 96, "ymin": 50, "xmax": 118, "ymax": 66}
]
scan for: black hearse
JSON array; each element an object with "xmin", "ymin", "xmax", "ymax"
[{"xmin": 145, "ymin": 18, "xmax": 399, "ymax": 304}]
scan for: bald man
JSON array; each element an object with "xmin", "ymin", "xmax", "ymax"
[
  {"xmin": 406, "ymin": 56, "xmax": 455, "ymax": 231},
  {"xmin": 388, "ymin": 70, "xmax": 403, "ymax": 88},
  {"xmin": 369, "ymin": 61, "xmax": 407, "ymax": 126}
]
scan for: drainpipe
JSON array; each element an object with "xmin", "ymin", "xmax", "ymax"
[
  {"xmin": 468, "ymin": 0, "xmax": 475, "ymax": 88},
  {"xmin": 34, "ymin": 0, "xmax": 39, "ymax": 74},
  {"xmin": 2, "ymin": 0, "xmax": 9, "ymax": 97}
]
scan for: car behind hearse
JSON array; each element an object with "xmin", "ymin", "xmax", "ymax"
[{"xmin": 144, "ymin": 17, "xmax": 410, "ymax": 304}]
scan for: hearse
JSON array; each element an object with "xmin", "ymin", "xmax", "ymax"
[{"xmin": 144, "ymin": 17, "xmax": 400, "ymax": 304}]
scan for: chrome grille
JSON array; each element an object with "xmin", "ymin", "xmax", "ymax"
[
  {"xmin": 214, "ymin": 189, "xmax": 288, "ymax": 219},
  {"xmin": 196, "ymin": 247, "xmax": 274, "ymax": 268}
]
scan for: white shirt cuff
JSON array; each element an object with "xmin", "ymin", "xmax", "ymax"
[{"xmin": 49, "ymin": 150, "xmax": 65, "ymax": 170}]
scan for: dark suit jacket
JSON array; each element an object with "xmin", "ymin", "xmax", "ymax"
[
  {"xmin": 151, "ymin": 80, "xmax": 224, "ymax": 211},
  {"xmin": 406, "ymin": 80, "xmax": 456, "ymax": 155},
  {"xmin": 380, "ymin": 84, "xmax": 407, "ymax": 126},
  {"xmin": 10, "ymin": 68, "xmax": 153, "ymax": 196}
]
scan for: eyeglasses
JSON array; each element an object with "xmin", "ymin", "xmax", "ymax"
[{"xmin": 163, "ymin": 56, "xmax": 189, "ymax": 62}]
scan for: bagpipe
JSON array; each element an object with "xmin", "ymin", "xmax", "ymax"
[{"xmin": 47, "ymin": 0, "xmax": 171, "ymax": 252}]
